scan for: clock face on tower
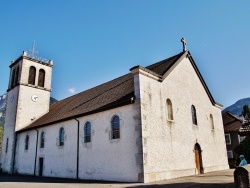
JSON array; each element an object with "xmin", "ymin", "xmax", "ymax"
[{"xmin": 31, "ymin": 95, "xmax": 38, "ymax": 102}]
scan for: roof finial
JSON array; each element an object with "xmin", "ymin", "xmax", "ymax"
[
  {"xmin": 181, "ymin": 37, "xmax": 187, "ymax": 52},
  {"xmin": 29, "ymin": 40, "xmax": 38, "ymax": 58}
]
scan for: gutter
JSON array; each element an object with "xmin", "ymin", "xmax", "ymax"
[
  {"xmin": 34, "ymin": 129, "xmax": 39, "ymax": 176},
  {"xmin": 74, "ymin": 118, "xmax": 80, "ymax": 179},
  {"xmin": 12, "ymin": 133, "xmax": 18, "ymax": 173}
]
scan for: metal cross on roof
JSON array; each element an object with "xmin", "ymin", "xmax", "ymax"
[
  {"xmin": 29, "ymin": 40, "xmax": 38, "ymax": 58},
  {"xmin": 181, "ymin": 37, "xmax": 187, "ymax": 52}
]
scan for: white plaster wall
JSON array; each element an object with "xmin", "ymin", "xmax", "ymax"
[
  {"xmin": 15, "ymin": 86, "xmax": 50, "ymax": 131},
  {"xmin": 1, "ymin": 87, "xmax": 19, "ymax": 173},
  {"xmin": 15, "ymin": 120, "xmax": 78, "ymax": 178},
  {"xmin": 20, "ymin": 58, "xmax": 52, "ymax": 90},
  {"xmin": 15, "ymin": 130, "xmax": 37, "ymax": 175},
  {"xmin": 14, "ymin": 57, "xmax": 52, "ymax": 131},
  {"xmin": 15, "ymin": 104, "xmax": 142, "ymax": 182},
  {"xmin": 78, "ymin": 105, "xmax": 141, "ymax": 182},
  {"xmin": 136, "ymin": 56, "xmax": 228, "ymax": 182},
  {"xmin": 36, "ymin": 120, "xmax": 78, "ymax": 178}
]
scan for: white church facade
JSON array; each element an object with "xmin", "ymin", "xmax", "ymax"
[{"xmin": 1, "ymin": 42, "xmax": 229, "ymax": 183}]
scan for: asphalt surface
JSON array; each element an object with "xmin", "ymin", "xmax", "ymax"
[{"xmin": 0, "ymin": 169, "xmax": 235, "ymax": 188}]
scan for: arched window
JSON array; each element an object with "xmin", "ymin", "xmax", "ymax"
[
  {"xmin": 84, "ymin": 122, "xmax": 91, "ymax": 143},
  {"xmin": 38, "ymin": 69, "xmax": 45, "ymax": 87},
  {"xmin": 111, "ymin": 115, "xmax": 120, "ymax": 139},
  {"xmin": 59, "ymin": 127, "xmax": 65, "ymax": 146},
  {"xmin": 210, "ymin": 114, "xmax": 214, "ymax": 130},
  {"xmin": 25, "ymin": 135, "xmax": 29, "ymax": 150},
  {"xmin": 5, "ymin": 138, "xmax": 9, "ymax": 153},
  {"xmin": 191, "ymin": 105, "xmax": 198, "ymax": 125},
  {"xmin": 40, "ymin": 132, "xmax": 45, "ymax": 148},
  {"xmin": 28, "ymin": 66, "xmax": 36, "ymax": 85},
  {"xmin": 166, "ymin": 99, "xmax": 173, "ymax": 120},
  {"xmin": 11, "ymin": 68, "xmax": 16, "ymax": 88},
  {"xmin": 14, "ymin": 66, "xmax": 19, "ymax": 86}
]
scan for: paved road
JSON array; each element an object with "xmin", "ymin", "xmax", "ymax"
[{"xmin": 0, "ymin": 169, "xmax": 235, "ymax": 188}]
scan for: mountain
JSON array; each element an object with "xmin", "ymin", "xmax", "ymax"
[
  {"xmin": 0, "ymin": 94, "xmax": 7, "ymax": 125},
  {"xmin": 0, "ymin": 94, "xmax": 7, "ymax": 110},
  {"xmin": 50, "ymin": 97, "xmax": 58, "ymax": 106},
  {"xmin": 223, "ymin": 97, "xmax": 250, "ymax": 116}
]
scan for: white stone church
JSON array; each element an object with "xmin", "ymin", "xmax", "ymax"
[{"xmin": 1, "ymin": 41, "xmax": 229, "ymax": 183}]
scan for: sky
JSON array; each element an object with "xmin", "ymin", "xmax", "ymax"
[{"xmin": 0, "ymin": 1, "xmax": 249, "ymax": 108}]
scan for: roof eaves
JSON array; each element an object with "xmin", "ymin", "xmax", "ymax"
[
  {"xmin": 161, "ymin": 51, "xmax": 188, "ymax": 80},
  {"xmin": 187, "ymin": 51, "xmax": 218, "ymax": 107},
  {"xmin": 17, "ymin": 92, "xmax": 135, "ymax": 133},
  {"xmin": 130, "ymin": 65, "xmax": 162, "ymax": 81},
  {"xmin": 227, "ymin": 111, "xmax": 242, "ymax": 122}
]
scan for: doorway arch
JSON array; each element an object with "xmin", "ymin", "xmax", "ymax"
[{"xmin": 194, "ymin": 143, "xmax": 204, "ymax": 174}]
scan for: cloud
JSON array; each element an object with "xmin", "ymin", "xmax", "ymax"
[{"xmin": 68, "ymin": 87, "xmax": 76, "ymax": 94}]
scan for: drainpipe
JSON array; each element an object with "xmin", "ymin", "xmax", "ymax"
[
  {"xmin": 74, "ymin": 118, "xmax": 80, "ymax": 179},
  {"xmin": 34, "ymin": 129, "xmax": 39, "ymax": 176},
  {"xmin": 12, "ymin": 133, "xmax": 18, "ymax": 173}
]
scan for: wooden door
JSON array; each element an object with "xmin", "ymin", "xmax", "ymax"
[{"xmin": 194, "ymin": 144, "xmax": 203, "ymax": 174}]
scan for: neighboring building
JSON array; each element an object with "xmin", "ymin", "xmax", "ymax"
[
  {"xmin": 1, "ymin": 45, "xmax": 229, "ymax": 183},
  {"xmin": 222, "ymin": 111, "xmax": 245, "ymax": 167}
]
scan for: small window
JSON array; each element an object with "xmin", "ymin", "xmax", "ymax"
[
  {"xmin": 238, "ymin": 135, "xmax": 245, "ymax": 143},
  {"xmin": 25, "ymin": 135, "xmax": 29, "ymax": 150},
  {"xmin": 227, "ymin": 150, "xmax": 233, "ymax": 159},
  {"xmin": 225, "ymin": 134, "xmax": 231, "ymax": 145},
  {"xmin": 210, "ymin": 114, "xmax": 214, "ymax": 130},
  {"xmin": 14, "ymin": 66, "xmax": 19, "ymax": 86},
  {"xmin": 5, "ymin": 138, "xmax": 9, "ymax": 153},
  {"xmin": 11, "ymin": 68, "xmax": 16, "ymax": 88},
  {"xmin": 111, "ymin": 115, "xmax": 120, "ymax": 139},
  {"xmin": 191, "ymin": 105, "xmax": 198, "ymax": 125},
  {"xmin": 59, "ymin": 128, "xmax": 65, "ymax": 146},
  {"xmin": 40, "ymin": 132, "xmax": 45, "ymax": 148},
  {"xmin": 84, "ymin": 122, "xmax": 91, "ymax": 143},
  {"xmin": 38, "ymin": 69, "xmax": 45, "ymax": 87},
  {"xmin": 166, "ymin": 99, "xmax": 173, "ymax": 120},
  {"xmin": 28, "ymin": 66, "xmax": 36, "ymax": 85}
]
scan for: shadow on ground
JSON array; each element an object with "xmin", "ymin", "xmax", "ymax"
[
  {"xmin": 0, "ymin": 174, "xmax": 118, "ymax": 184},
  {"xmin": 128, "ymin": 182, "xmax": 235, "ymax": 188},
  {"xmin": 0, "ymin": 174, "xmax": 235, "ymax": 188}
]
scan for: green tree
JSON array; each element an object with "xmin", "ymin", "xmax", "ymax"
[
  {"xmin": 234, "ymin": 136, "xmax": 250, "ymax": 165},
  {"xmin": 242, "ymin": 105, "xmax": 250, "ymax": 117}
]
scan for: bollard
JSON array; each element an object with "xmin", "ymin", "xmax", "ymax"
[{"xmin": 234, "ymin": 165, "xmax": 250, "ymax": 188}]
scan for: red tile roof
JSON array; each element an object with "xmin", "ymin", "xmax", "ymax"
[{"xmin": 223, "ymin": 112, "xmax": 242, "ymax": 132}]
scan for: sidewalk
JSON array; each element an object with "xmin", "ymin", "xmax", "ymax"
[{"xmin": 0, "ymin": 169, "xmax": 235, "ymax": 188}]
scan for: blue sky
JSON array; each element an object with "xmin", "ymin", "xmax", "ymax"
[{"xmin": 0, "ymin": 1, "xmax": 249, "ymax": 108}]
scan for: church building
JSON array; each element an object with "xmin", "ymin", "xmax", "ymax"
[{"xmin": 1, "ymin": 40, "xmax": 229, "ymax": 183}]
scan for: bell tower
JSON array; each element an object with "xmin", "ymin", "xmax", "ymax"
[{"xmin": 1, "ymin": 51, "xmax": 53, "ymax": 173}]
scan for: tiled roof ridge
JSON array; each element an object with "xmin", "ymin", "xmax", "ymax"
[
  {"xmin": 69, "ymin": 75, "xmax": 134, "ymax": 112},
  {"xmin": 226, "ymin": 111, "xmax": 242, "ymax": 121},
  {"xmin": 146, "ymin": 52, "xmax": 184, "ymax": 71}
]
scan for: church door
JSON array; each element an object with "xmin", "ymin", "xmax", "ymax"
[
  {"xmin": 39, "ymin": 157, "xmax": 44, "ymax": 176},
  {"xmin": 194, "ymin": 143, "xmax": 204, "ymax": 174}
]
